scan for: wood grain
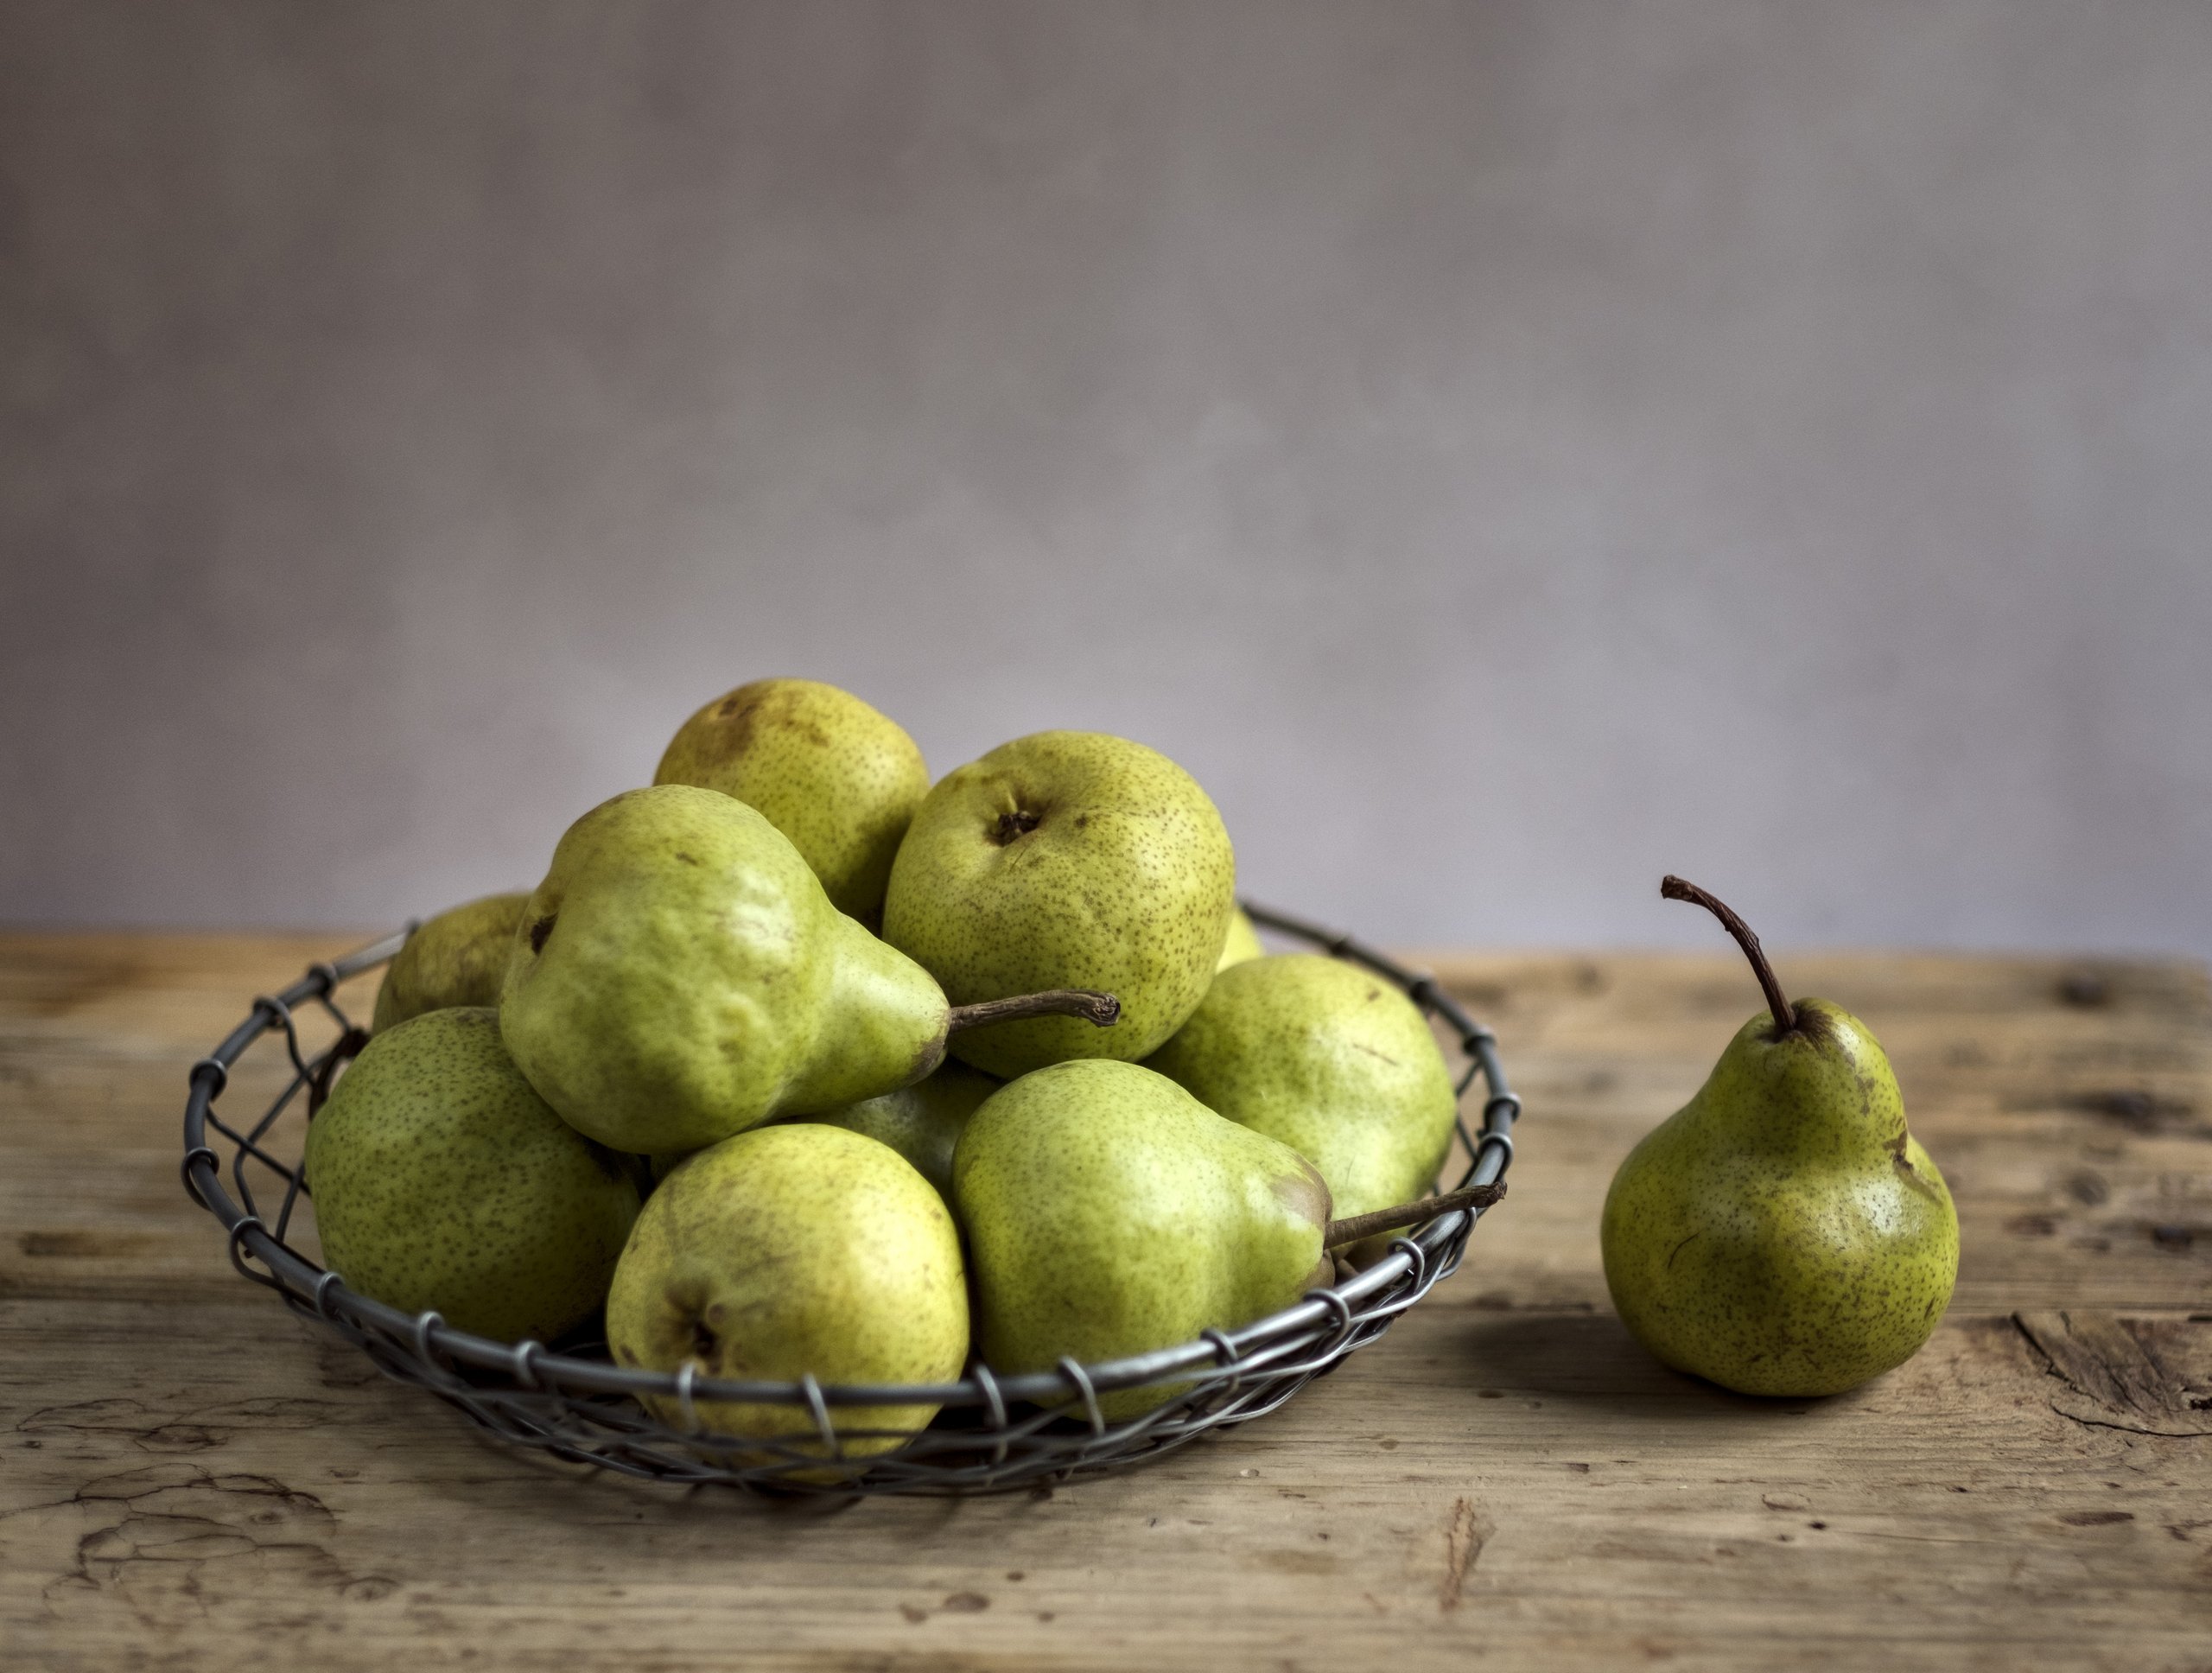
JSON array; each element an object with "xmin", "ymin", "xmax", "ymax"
[{"xmin": 2, "ymin": 932, "xmax": 2208, "ymax": 1670}]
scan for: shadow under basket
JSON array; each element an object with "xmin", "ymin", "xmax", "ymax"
[{"xmin": 181, "ymin": 901, "xmax": 1520, "ymax": 1497}]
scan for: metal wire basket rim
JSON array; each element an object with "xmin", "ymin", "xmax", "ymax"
[{"xmin": 182, "ymin": 900, "xmax": 1514, "ymax": 1413}]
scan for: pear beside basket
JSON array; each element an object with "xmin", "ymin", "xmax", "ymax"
[{"xmin": 180, "ymin": 902, "xmax": 1520, "ymax": 1496}]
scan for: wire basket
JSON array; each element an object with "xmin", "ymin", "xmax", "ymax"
[{"xmin": 181, "ymin": 901, "xmax": 1519, "ymax": 1496}]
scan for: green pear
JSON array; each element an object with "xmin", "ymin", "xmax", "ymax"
[
  {"xmin": 1601, "ymin": 878, "xmax": 1959, "ymax": 1396},
  {"xmin": 954, "ymin": 1059, "xmax": 1331, "ymax": 1417},
  {"xmin": 304, "ymin": 1008, "xmax": 640, "ymax": 1343},
  {"xmin": 1215, "ymin": 906, "xmax": 1266, "ymax": 971},
  {"xmin": 606, "ymin": 1123, "xmax": 969, "ymax": 1461},
  {"xmin": 500, "ymin": 786, "xmax": 954, "ymax": 1155},
  {"xmin": 795, "ymin": 1060, "xmax": 999, "ymax": 1202},
  {"xmin": 370, "ymin": 891, "xmax": 530, "ymax": 1034},
  {"xmin": 654, "ymin": 677, "xmax": 928, "ymax": 921},
  {"xmin": 883, "ymin": 732, "xmax": 1235, "ymax": 1078},
  {"xmin": 1147, "ymin": 954, "xmax": 1459, "ymax": 1250}
]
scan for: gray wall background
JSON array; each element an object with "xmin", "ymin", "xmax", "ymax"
[{"xmin": 4, "ymin": 1, "xmax": 2209, "ymax": 957}]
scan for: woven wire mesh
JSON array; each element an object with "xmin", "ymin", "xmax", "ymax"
[{"xmin": 181, "ymin": 901, "xmax": 1519, "ymax": 1496}]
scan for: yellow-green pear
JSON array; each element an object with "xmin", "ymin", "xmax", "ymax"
[
  {"xmin": 370, "ymin": 891, "xmax": 530, "ymax": 1034},
  {"xmin": 1147, "ymin": 954, "xmax": 1459, "ymax": 1248},
  {"xmin": 501, "ymin": 786, "xmax": 1117, "ymax": 1157},
  {"xmin": 795, "ymin": 1060, "xmax": 998, "ymax": 1202},
  {"xmin": 1216, "ymin": 906, "xmax": 1265, "ymax": 971},
  {"xmin": 653, "ymin": 677, "xmax": 928, "ymax": 920},
  {"xmin": 607, "ymin": 1123, "xmax": 969, "ymax": 1462},
  {"xmin": 305, "ymin": 1008, "xmax": 640, "ymax": 1343},
  {"xmin": 1601, "ymin": 878, "xmax": 1959, "ymax": 1396},
  {"xmin": 499, "ymin": 786, "xmax": 950, "ymax": 1155},
  {"xmin": 883, "ymin": 732, "xmax": 1235, "ymax": 1078},
  {"xmin": 954, "ymin": 1060, "xmax": 1331, "ymax": 1418}
]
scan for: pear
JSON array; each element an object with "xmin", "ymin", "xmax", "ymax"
[
  {"xmin": 954, "ymin": 1059, "xmax": 1332, "ymax": 1417},
  {"xmin": 1215, "ymin": 906, "xmax": 1266, "ymax": 971},
  {"xmin": 883, "ymin": 732, "xmax": 1236, "ymax": 1078},
  {"xmin": 499, "ymin": 786, "xmax": 944, "ymax": 1155},
  {"xmin": 304, "ymin": 1008, "xmax": 640, "ymax": 1343},
  {"xmin": 501, "ymin": 786, "xmax": 1119, "ymax": 1156},
  {"xmin": 795, "ymin": 1060, "xmax": 998, "ymax": 1202},
  {"xmin": 1601, "ymin": 877, "xmax": 1959, "ymax": 1397},
  {"xmin": 1147, "ymin": 954, "xmax": 1459, "ymax": 1250},
  {"xmin": 654, "ymin": 677, "xmax": 928, "ymax": 921},
  {"xmin": 370, "ymin": 891, "xmax": 530, "ymax": 1034},
  {"xmin": 606, "ymin": 1123, "xmax": 968, "ymax": 1461}
]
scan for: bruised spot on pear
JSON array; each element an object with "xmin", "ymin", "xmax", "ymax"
[
  {"xmin": 1270, "ymin": 1155, "xmax": 1332, "ymax": 1231},
  {"xmin": 910, "ymin": 1030, "xmax": 950, "ymax": 1083}
]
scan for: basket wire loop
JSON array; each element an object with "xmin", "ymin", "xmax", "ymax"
[
  {"xmin": 799, "ymin": 1374, "xmax": 842, "ymax": 1459},
  {"xmin": 1200, "ymin": 1327, "xmax": 1243, "ymax": 1396},
  {"xmin": 675, "ymin": 1361, "xmax": 701, "ymax": 1434},
  {"xmin": 179, "ymin": 903, "xmax": 1518, "ymax": 1495},
  {"xmin": 411, "ymin": 1309, "xmax": 447, "ymax": 1368},
  {"xmin": 181, "ymin": 1145, "xmax": 222, "ymax": 1212},
  {"xmin": 1301, "ymin": 1287, "xmax": 1357, "ymax": 1357},
  {"xmin": 1055, "ymin": 1358, "xmax": 1108, "ymax": 1437},
  {"xmin": 970, "ymin": 1364, "xmax": 1012, "ymax": 1466},
  {"xmin": 227, "ymin": 1216, "xmax": 283, "ymax": 1294},
  {"xmin": 1388, "ymin": 1236, "xmax": 1429, "ymax": 1292}
]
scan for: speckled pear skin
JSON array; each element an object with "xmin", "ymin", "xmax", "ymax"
[
  {"xmin": 795, "ymin": 1060, "xmax": 1000, "ymax": 1202},
  {"xmin": 370, "ymin": 892, "xmax": 531, "ymax": 1034},
  {"xmin": 653, "ymin": 678, "xmax": 929, "ymax": 922},
  {"xmin": 304, "ymin": 1008, "xmax": 640, "ymax": 1344},
  {"xmin": 606, "ymin": 1123, "xmax": 969, "ymax": 1460},
  {"xmin": 882, "ymin": 731, "xmax": 1236, "ymax": 1079},
  {"xmin": 1147, "ymin": 954, "xmax": 1459, "ymax": 1237},
  {"xmin": 954, "ymin": 1060, "xmax": 1332, "ymax": 1418},
  {"xmin": 1600, "ymin": 999, "xmax": 1959, "ymax": 1397},
  {"xmin": 499, "ymin": 785, "xmax": 951, "ymax": 1156},
  {"xmin": 1215, "ymin": 906, "xmax": 1266, "ymax": 972}
]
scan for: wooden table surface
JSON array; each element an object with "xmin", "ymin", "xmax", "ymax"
[{"xmin": 2, "ymin": 933, "xmax": 2209, "ymax": 1671}]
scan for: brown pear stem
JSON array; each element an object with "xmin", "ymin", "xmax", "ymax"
[
  {"xmin": 1660, "ymin": 875, "xmax": 1796, "ymax": 1035},
  {"xmin": 1323, "ymin": 1182, "xmax": 1505, "ymax": 1249},
  {"xmin": 945, "ymin": 989, "xmax": 1122, "ymax": 1034}
]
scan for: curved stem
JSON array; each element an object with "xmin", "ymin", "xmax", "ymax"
[
  {"xmin": 1660, "ymin": 875, "xmax": 1796, "ymax": 1034},
  {"xmin": 946, "ymin": 989, "xmax": 1121, "ymax": 1034},
  {"xmin": 1323, "ymin": 1182, "xmax": 1505, "ymax": 1249}
]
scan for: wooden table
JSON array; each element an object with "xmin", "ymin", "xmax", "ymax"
[{"xmin": 3, "ymin": 934, "xmax": 2208, "ymax": 1670}]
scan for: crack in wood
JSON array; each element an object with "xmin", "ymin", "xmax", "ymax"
[
  {"xmin": 1440, "ymin": 1498, "xmax": 1493, "ymax": 1612},
  {"xmin": 2012, "ymin": 1311, "xmax": 2212, "ymax": 1438},
  {"xmin": 10, "ymin": 1463, "xmax": 398, "ymax": 1631}
]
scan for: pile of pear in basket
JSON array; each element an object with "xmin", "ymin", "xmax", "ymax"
[{"xmin": 185, "ymin": 679, "xmax": 1514, "ymax": 1493}]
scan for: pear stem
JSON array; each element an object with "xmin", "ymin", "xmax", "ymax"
[
  {"xmin": 1322, "ymin": 1182, "xmax": 1505, "ymax": 1249},
  {"xmin": 945, "ymin": 989, "xmax": 1122, "ymax": 1034},
  {"xmin": 1660, "ymin": 875, "xmax": 1796, "ymax": 1035}
]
